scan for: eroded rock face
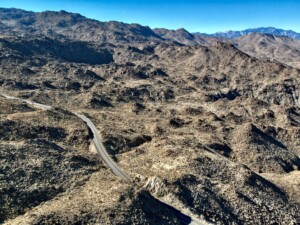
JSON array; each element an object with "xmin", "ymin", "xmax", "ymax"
[{"xmin": 0, "ymin": 8, "xmax": 300, "ymax": 225}]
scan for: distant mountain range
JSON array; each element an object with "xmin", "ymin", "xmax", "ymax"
[
  {"xmin": 1, "ymin": 8, "xmax": 300, "ymax": 44},
  {"xmin": 153, "ymin": 27, "xmax": 300, "ymax": 47},
  {"xmin": 152, "ymin": 27, "xmax": 300, "ymax": 68},
  {"xmin": 1, "ymin": 7, "xmax": 300, "ymax": 68},
  {"xmin": 233, "ymin": 32, "xmax": 300, "ymax": 68},
  {"xmin": 197, "ymin": 27, "xmax": 300, "ymax": 40},
  {"xmin": 1, "ymin": 7, "xmax": 300, "ymax": 225}
]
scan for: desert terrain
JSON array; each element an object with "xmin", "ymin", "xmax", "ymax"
[{"xmin": 0, "ymin": 8, "xmax": 299, "ymax": 224}]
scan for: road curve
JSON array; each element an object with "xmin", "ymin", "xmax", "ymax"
[
  {"xmin": 0, "ymin": 93, "xmax": 131, "ymax": 181},
  {"xmin": 1, "ymin": 93, "xmax": 206, "ymax": 225},
  {"xmin": 76, "ymin": 114, "xmax": 132, "ymax": 182},
  {"xmin": 76, "ymin": 114, "xmax": 205, "ymax": 225}
]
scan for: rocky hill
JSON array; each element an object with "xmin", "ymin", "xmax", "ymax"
[
  {"xmin": 233, "ymin": 32, "xmax": 300, "ymax": 68},
  {"xmin": 0, "ymin": 8, "xmax": 299, "ymax": 225},
  {"xmin": 155, "ymin": 27, "xmax": 300, "ymax": 69},
  {"xmin": 154, "ymin": 28, "xmax": 207, "ymax": 45},
  {"xmin": 0, "ymin": 8, "xmax": 163, "ymax": 44},
  {"xmin": 153, "ymin": 28, "xmax": 224, "ymax": 46}
]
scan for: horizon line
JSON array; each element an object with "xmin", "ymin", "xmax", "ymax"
[{"xmin": 1, "ymin": 7, "xmax": 300, "ymax": 34}]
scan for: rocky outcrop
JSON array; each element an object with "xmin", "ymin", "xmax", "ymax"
[{"xmin": 0, "ymin": 8, "xmax": 300, "ymax": 225}]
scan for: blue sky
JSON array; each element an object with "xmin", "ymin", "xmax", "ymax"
[{"xmin": 0, "ymin": 0, "xmax": 299, "ymax": 33}]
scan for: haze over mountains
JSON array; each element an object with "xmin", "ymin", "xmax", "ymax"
[
  {"xmin": 206, "ymin": 27, "xmax": 300, "ymax": 40},
  {"xmin": 152, "ymin": 27, "xmax": 300, "ymax": 68},
  {"xmin": 0, "ymin": 7, "xmax": 300, "ymax": 225}
]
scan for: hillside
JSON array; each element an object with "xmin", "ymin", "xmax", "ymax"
[
  {"xmin": 0, "ymin": 8, "xmax": 299, "ymax": 225},
  {"xmin": 0, "ymin": 8, "xmax": 163, "ymax": 44},
  {"xmin": 233, "ymin": 32, "xmax": 300, "ymax": 68},
  {"xmin": 154, "ymin": 28, "xmax": 224, "ymax": 46}
]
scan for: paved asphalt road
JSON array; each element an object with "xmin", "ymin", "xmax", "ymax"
[
  {"xmin": 1, "ymin": 93, "xmax": 51, "ymax": 110},
  {"xmin": 76, "ymin": 114, "xmax": 133, "ymax": 182},
  {"xmin": 1, "ymin": 93, "xmax": 206, "ymax": 225},
  {"xmin": 76, "ymin": 114, "xmax": 205, "ymax": 225}
]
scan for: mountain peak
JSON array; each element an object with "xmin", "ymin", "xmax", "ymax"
[
  {"xmin": 209, "ymin": 27, "xmax": 300, "ymax": 40},
  {"xmin": 0, "ymin": 8, "xmax": 162, "ymax": 44},
  {"xmin": 176, "ymin": 28, "xmax": 189, "ymax": 32}
]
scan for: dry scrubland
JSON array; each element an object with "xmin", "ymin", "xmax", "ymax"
[{"xmin": 0, "ymin": 8, "xmax": 299, "ymax": 224}]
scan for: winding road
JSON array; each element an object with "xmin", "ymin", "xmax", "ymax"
[
  {"xmin": 76, "ymin": 114, "xmax": 132, "ymax": 182},
  {"xmin": 1, "ymin": 93, "xmax": 206, "ymax": 225}
]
